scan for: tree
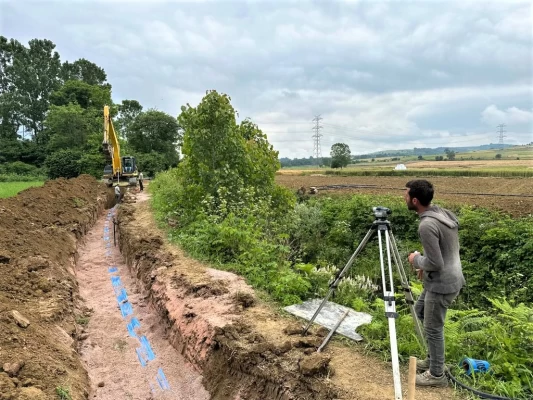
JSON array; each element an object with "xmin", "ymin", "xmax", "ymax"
[
  {"xmin": 330, "ymin": 143, "xmax": 351, "ymax": 168},
  {"xmin": 50, "ymin": 80, "xmax": 111, "ymax": 110},
  {"xmin": 7, "ymin": 38, "xmax": 62, "ymax": 136},
  {"xmin": 45, "ymin": 149, "xmax": 81, "ymax": 179},
  {"xmin": 115, "ymin": 100, "xmax": 143, "ymax": 139},
  {"xmin": 417, "ymin": 155, "xmax": 424, "ymax": 160},
  {"xmin": 177, "ymin": 90, "xmax": 284, "ymax": 218},
  {"xmin": 128, "ymin": 109, "xmax": 180, "ymax": 168},
  {"xmin": 44, "ymin": 104, "xmax": 95, "ymax": 152},
  {"xmin": 60, "ymin": 58, "xmax": 107, "ymax": 86},
  {"xmin": 495, "ymin": 153, "xmax": 502, "ymax": 159},
  {"xmin": 445, "ymin": 148, "xmax": 456, "ymax": 161}
]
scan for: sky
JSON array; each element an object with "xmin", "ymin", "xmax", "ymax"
[{"xmin": 1, "ymin": 0, "xmax": 532, "ymax": 158}]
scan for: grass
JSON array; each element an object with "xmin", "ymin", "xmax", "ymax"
[{"xmin": 0, "ymin": 181, "xmax": 44, "ymax": 198}]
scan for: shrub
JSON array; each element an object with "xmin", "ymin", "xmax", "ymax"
[{"xmin": 45, "ymin": 149, "xmax": 81, "ymax": 179}]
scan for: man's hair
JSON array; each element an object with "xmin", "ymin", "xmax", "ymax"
[{"xmin": 405, "ymin": 179, "xmax": 434, "ymax": 206}]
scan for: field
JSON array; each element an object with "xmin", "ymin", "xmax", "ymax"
[
  {"xmin": 0, "ymin": 181, "xmax": 44, "ymax": 198},
  {"xmin": 276, "ymin": 174, "xmax": 533, "ymax": 216}
]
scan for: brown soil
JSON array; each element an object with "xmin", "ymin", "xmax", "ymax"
[
  {"xmin": 116, "ymin": 186, "xmax": 459, "ymax": 400},
  {"xmin": 76, "ymin": 202, "xmax": 209, "ymax": 400},
  {"xmin": 276, "ymin": 175, "xmax": 533, "ymax": 216},
  {"xmin": 0, "ymin": 175, "xmax": 111, "ymax": 400}
]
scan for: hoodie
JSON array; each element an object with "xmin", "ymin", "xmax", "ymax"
[{"xmin": 413, "ymin": 205, "xmax": 466, "ymax": 294}]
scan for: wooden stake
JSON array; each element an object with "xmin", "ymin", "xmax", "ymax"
[{"xmin": 408, "ymin": 356, "xmax": 417, "ymax": 400}]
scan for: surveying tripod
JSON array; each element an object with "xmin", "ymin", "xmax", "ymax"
[{"xmin": 302, "ymin": 207, "xmax": 427, "ymax": 400}]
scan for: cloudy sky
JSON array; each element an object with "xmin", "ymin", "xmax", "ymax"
[{"xmin": 2, "ymin": 0, "xmax": 532, "ymax": 158}]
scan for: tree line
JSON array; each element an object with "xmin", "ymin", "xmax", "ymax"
[{"xmin": 0, "ymin": 36, "xmax": 180, "ymax": 179}]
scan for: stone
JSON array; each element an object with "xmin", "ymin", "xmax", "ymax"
[
  {"xmin": 2, "ymin": 361, "xmax": 24, "ymax": 377},
  {"xmin": 97, "ymin": 381, "xmax": 105, "ymax": 387},
  {"xmin": 11, "ymin": 311, "xmax": 30, "ymax": 328}
]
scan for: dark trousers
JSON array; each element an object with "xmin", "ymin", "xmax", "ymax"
[
  {"xmin": 415, "ymin": 289, "xmax": 460, "ymax": 376},
  {"xmin": 139, "ymin": 180, "xmax": 144, "ymax": 191}
]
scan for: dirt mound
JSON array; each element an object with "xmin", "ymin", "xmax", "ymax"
[
  {"xmin": 116, "ymin": 200, "xmax": 455, "ymax": 400},
  {"xmin": 0, "ymin": 175, "xmax": 109, "ymax": 400}
]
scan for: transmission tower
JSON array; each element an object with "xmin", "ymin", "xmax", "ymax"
[
  {"xmin": 312, "ymin": 115, "xmax": 323, "ymax": 167},
  {"xmin": 497, "ymin": 124, "xmax": 506, "ymax": 148}
]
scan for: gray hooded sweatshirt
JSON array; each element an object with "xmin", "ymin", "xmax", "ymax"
[{"xmin": 413, "ymin": 205, "xmax": 466, "ymax": 294}]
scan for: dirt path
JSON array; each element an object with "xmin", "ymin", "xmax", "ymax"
[{"xmin": 76, "ymin": 192, "xmax": 209, "ymax": 400}]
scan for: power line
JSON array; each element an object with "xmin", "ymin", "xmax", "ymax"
[
  {"xmin": 497, "ymin": 124, "xmax": 506, "ymax": 148},
  {"xmin": 312, "ymin": 115, "xmax": 323, "ymax": 167}
]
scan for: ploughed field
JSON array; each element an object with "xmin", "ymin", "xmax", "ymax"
[{"xmin": 275, "ymin": 175, "xmax": 533, "ymax": 216}]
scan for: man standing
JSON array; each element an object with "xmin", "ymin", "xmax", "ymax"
[
  {"xmin": 138, "ymin": 171, "xmax": 144, "ymax": 192},
  {"xmin": 114, "ymin": 184, "xmax": 121, "ymax": 204},
  {"xmin": 404, "ymin": 179, "xmax": 465, "ymax": 387}
]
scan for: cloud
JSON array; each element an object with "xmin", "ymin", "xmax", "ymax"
[
  {"xmin": 1, "ymin": 0, "xmax": 532, "ymax": 157},
  {"xmin": 481, "ymin": 105, "xmax": 533, "ymax": 126}
]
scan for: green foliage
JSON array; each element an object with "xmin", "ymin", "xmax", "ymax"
[
  {"xmin": 0, "ymin": 161, "xmax": 40, "ymax": 176},
  {"xmin": 44, "ymin": 103, "xmax": 95, "ymax": 152},
  {"xmin": 0, "ymin": 181, "xmax": 44, "ymax": 197},
  {"xmin": 55, "ymin": 386, "xmax": 72, "ymax": 400},
  {"xmin": 360, "ymin": 298, "xmax": 533, "ymax": 399},
  {"xmin": 50, "ymin": 79, "xmax": 111, "ymax": 110},
  {"xmin": 60, "ymin": 58, "xmax": 107, "ymax": 86},
  {"xmin": 115, "ymin": 99, "xmax": 143, "ymax": 140},
  {"xmin": 330, "ymin": 143, "xmax": 351, "ymax": 168},
  {"xmin": 135, "ymin": 151, "xmax": 168, "ymax": 178},
  {"xmin": 44, "ymin": 149, "xmax": 81, "ymax": 179},
  {"xmin": 458, "ymin": 207, "xmax": 533, "ymax": 306},
  {"xmin": 127, "ymin": 109, "xmax": 180, "ymax": 171}
]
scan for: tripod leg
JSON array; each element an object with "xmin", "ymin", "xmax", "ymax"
[
  {"xmin": 389, "ymin": 232, "xmax": 427, "ymax": 354},
  {"xmin": 377, "ymin": 229, "xmax": 403, "ymax": 400},
  {"xmin": 302, "ymin": 227, "xmax": 375, "ymax": 335}
]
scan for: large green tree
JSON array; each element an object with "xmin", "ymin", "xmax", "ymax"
[
  {"xmin": 60, "ymin": 58, "xmax": 107, "ymax": 86},
  {"xmin": 115, "ymin": 99, "xmax": 143, "ymax": 140},
  {"xmin": 50, "ymin": 80, "xmax": 112, "ymax": 111},
  {"xmin": 177, "ymin": 90, "xmax": 284, "ymax": 218},
  {"xmin": 330, "ymin": 142, "xmax": 351, "ymax": 168},
  {"xmin": 128, "ymin": 109, "xmax": 180, "ymax": 167}
]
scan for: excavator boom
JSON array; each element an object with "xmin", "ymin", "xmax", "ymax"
[{"xmin": 102, "ymin": 105, "xmax": 138, "ymax": 187}]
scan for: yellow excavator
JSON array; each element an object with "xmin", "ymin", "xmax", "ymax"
[{"xmin": 102, "ymin": 105, "xmax": 139, "ymax": 187}]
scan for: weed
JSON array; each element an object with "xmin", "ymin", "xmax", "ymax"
[{"xmin": 56, "ymin": 386, "xmax": 72, "ymax": 400}]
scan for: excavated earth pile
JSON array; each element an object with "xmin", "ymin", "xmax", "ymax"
[
  {"xmin": 0, "ymin": 175, "xmax": 110, "ymax": 400},
  {"xmin": 116, "ymin": 199, "xmax": 454, "ymax": 400}
]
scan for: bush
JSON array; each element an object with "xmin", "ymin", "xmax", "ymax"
[
  {"xmin": 0, "ymin": 161, "xmax": 41, "ymax": 176},
  {"xmin": 45, "ymin": 149, "xmax": 81, "ymax": 179}
]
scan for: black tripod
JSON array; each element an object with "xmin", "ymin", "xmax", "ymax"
[{"xmin": 302, "ymin": 207, "xmax": 426, "ymax": 400}]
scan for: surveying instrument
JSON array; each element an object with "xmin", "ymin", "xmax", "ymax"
[{"xmin": 302, "ymin": 206, "xmax": 427, "ymax": 400}]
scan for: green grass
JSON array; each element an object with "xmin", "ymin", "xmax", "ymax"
[{"xmin": 0, "ymin": 181, "xmax": 44, "ymax": 198}]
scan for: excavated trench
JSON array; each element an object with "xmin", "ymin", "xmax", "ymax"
[{"xmin": 0, "ymin": 176, "xmax": 454, "ymax": 400}]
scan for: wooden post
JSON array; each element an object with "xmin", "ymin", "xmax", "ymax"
[{"xmin": 408, "ymin": 356, "xmax": 416, "ymax": 400}]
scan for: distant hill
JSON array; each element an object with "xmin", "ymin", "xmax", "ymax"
[{"xmin": 353, "ymin": 143, "xmax": 516, "ymax": 159}]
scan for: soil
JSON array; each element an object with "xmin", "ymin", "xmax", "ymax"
[
  {"xmin": 115, "ymin": 184, "xmax": 458, "ymax": 400},
  {"xmin": 275, "ymin": 175, "xmax": 533, "ymax": 216},
  {"xmin": 76, "ymin": 203, "xmax": 209, "ymax": 400},
  {"xmin": 0, "ymin": 175, "xmax": 111, "ymax": 400}
]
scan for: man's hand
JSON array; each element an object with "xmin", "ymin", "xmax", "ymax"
[{"xmin": 408, "ymin": 251, "xmax": 420, "ymax": 266}]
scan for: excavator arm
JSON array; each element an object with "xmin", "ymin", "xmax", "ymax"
[
  {"xmin": 102, "ymin": 105, "xmax": 122, "ymax": 176},
  {"xmin": 102, "ymin": 105, "xmax": 138, "ymax": 187}
]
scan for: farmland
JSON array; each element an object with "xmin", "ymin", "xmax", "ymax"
[
  {"xmin": 0, "ymin": 181, "xmax": 44, "ymax": 198},
  {"xmin": 276, "ymin": 174, "xmax": 533, "ymax": 217}
]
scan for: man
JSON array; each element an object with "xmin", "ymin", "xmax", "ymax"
[
  {"xmin": 138, "ymin": 171, "xmax": 144, "ymax": 192},
  {"xmin": 404, "ymin": 179, "xmax": 465, "ymax": 387},
  {"xmin": 114, "ymin": 184, "xmax": 121, "ymax": 204}
]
